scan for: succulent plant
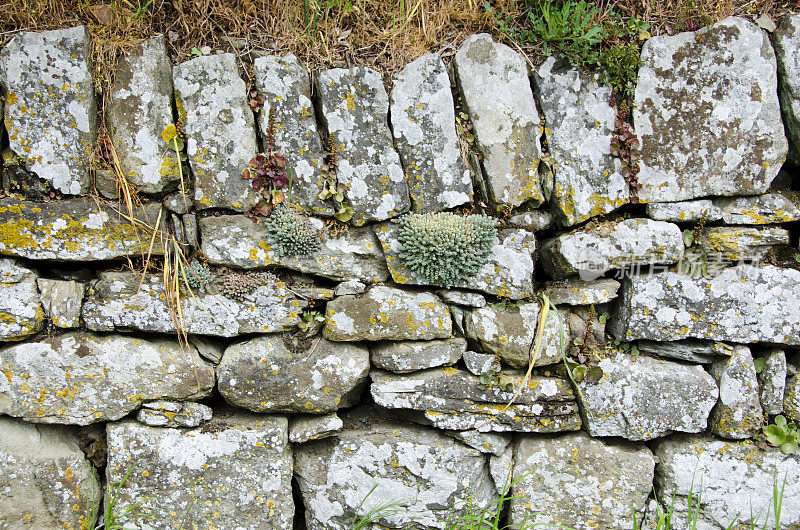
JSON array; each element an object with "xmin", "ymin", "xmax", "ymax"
[
  {"xmin": 218, "ymin": 271, "xmax": 280, "ymax": 302},
  {"xmin": 397, "ymin": 212, "xmax": 498, "ymax": 288},
  {"xmin": 184, "ymin": 261, "xmax": 215, "ymax": 292},
  {"xmin": 263, "ymin": 204, "xmax": 321, "ymax": 257}
]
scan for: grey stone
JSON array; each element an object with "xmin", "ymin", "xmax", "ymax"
[
  {"xmin": 294, "ymin": 418, "xmax": 498, "ymax": 529},
  {"xmin": 370, "ymin": 338, "xmax": 465, "ymax": 373},
  {"xmin": 182, "ymin": 212, "xmax": 198, "ymax": 249},
  {"xmin": 576, "ymin": 352, "xmax": 719, "ymax": 440},
  {"xmin": 173, "ymin": 53, "xmax": 259, "ymax": 211},
  {"xmin": 634, "ymin": 17, "xmax": 787, "ymax": 202},
  {"xmin": 699, "ymin": 225, "xmax": 789, "ymax": 261},
  {"xmin": 390, "ymin": 53, "xmax": 472, "ymax": 212},
  {"xmin": 446, "ymin": 430, "xmax": 510, "ymax": 456},
  {"xmin": 188, "ymin": 335, "xmax": 224, "ymax": 364},
  {"xmin": 106, "ymin": 413, "xmax": 293, "ymax": 529},
  {"xmin": 92, "ymin": 168, "xmax": 120, "ymax": 199},
  {"xmin": 436, "ymin": 289, "xmax": 486, "ymax": 307},
  {"xmin": 786, "ymin": 375, "xmax": 800, "ymax": 422},
  {"xmin": 218, "ymin": 334, "xmax": 369, "ymax": 413},
  {"xmin": 200, "ymin": 214, "xmax": 390, "ymax": 282},
  {"xmin": 0, "ymin": 197, "xmax": 165, "ymax": 261},
  {"xmin": 371, "ymin": 368, "xmax": 581, "ymax": 433},
  {"xmin": 489, "ymin": 445, "xmax": 514, "ymax": 495},
  {"xmin": 107, "ymin": 35, "xmax": 178, "ymax": 194},
  {"xmin": 510, "ymin": 432, "xmax": 655, "ymax": 530},
  {"xmin": 254, "ymin": 54, "xmax": 330, "ymax": 216},
  {"xmin": 636, "ymin": 340, "xmax": 727, "ymax": 364},
  {"xmin": 715, "ymin": 191, "xmax": 800, "ymax": 224},
  {"xmin": 137, "ymin": 400, "xmax": 212, "ymax": 428},
  {"xmin": 324, "ymin": 286, "xmax": 451, "ymax": 341},
  {"xmin": 0, "ymin": 26, "xmax": 95, "ymax": 195},
  {"xmin": 0, "ymin": 332, "xmax": 214, "ymax": 425},
  {"xmin": 289, "ymin": 413, "xmax": 343, "ymax": 443},
  {"xmin": 376, "ymin": 221, "xmax": 535, "ymax": 299},
  {"xmin": 610, "ymin": 265, "xmax": 800, "ymax": 344},
  {"xmin": 506, "ymin": 210, "xmax": 554, "ymax": 231},
  {"xmin": 315, "ymin": 67, "xmax": 409, "ymax": 225},
  {"xmin": 454, "ymin": 34, "xmax": 543, "ymax": 208},
  {"xmin": 334, "ymin": 279, "xmax": 366, "ymax": 296},
  {"xmin": 450, "ymin": 305, "xmax": 466, "ymax": 335},
  {"xmin": 652, "ymin": 435, "xmax": 800, "ymax": 528},
  {"xmin": 0, "ymin": 417, "xmax": 100, "ymax": 529},
  {"xmin": 534, "ymin": 57, "xmax": 628, "ymax": 226},
  {"xmin": 646, "ymin": 199, "xmax": 723, "ymax": 222},
  {"xmin": 0, "ymin": 258, "xmax": 43, "ymax": 340},
  {"xmin": 709, "ymin": 345, "xmax": 764, "ymax": 439},
  {"xmin": 36, "ymin": 278, "xmax": 84, "ymax": 329},
  {"xmin": 164, "ymin": 190, "xmax": 193, "ymax": 213},
  {"xmin": 758, "ymin": 349, "xmax": 787, "ymax": 415},
  {"xmin": 775, "ymin": 14, "xmax": 800, "ymax": 165},
  {"xmin": 82, "ymin": 271, "xmax": 306, "ymax": 337},
  {"xmin": 463, "ymin": 350, "xmax": 501, "ymax": 376},
  {"xmin": 543, "ymin": 278, "xmax": 620, "ymax": 306},
  {"xmin": 540, "ymin": 218, "xmax": 683, "ymax": 280}
]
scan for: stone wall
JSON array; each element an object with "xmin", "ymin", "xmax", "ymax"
[{"xmin": 1, "ymin": 14, "xmax": 800, "ymax": 530}]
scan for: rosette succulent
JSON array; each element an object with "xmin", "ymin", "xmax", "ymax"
[{"xmin": 263, "ymin": 204, "xmax": 321, "ymax": 257}]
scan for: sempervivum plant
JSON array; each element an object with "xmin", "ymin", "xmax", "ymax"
[
  {"xmin": 397, "ymin": 212, "xmax": 498, "ymax": 288},
  {"xmin": 263, "ymin": 203, "xmax": 321, "ymax": 257}
]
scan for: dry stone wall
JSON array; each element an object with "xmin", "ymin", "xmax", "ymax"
[{"xmin": 1, "ymin": 14, "xmax": 800, "ymax": 530}]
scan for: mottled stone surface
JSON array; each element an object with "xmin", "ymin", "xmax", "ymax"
[
  {"xmin": 289, "ymin": 413, "xmax": 343, "ymax": 443},
  {"xmin": 334, "ymin": 279, "xmax": 366, "ymax": 296},
  {"xmin": 254, "ymin": 54, "xmax": 330, "ymax": 215},
  {"xmin": 390, "ymin": 53, "xmax": 472, "ymax": 212},
  {"xmin": 376, "ymin": 222, "xmax": 535, "ymax": 299},
  {"xmin": 324, "ymin": 286, "xmax": 451, "ymax": 341},
  {"xmin": 699, "ymin": 225, "xmax": 789, "ymax": 261},
  {"xmin": 294, "ymin": 417, "xmax": 498, "ymax": 529},
  {"xmin": 0, "ymin": 26, "xmax": 95, "ymax": 195},
  {"xmin": 218, "ymin": 335, "xmax": 369, "ymax": 413},
  {"xmin": 436, "ymin": 289, "xmax": 487, "ymax": 307},
  {"xmin": 534, "ymin": 57, "xmax": 628, "ymax": 226},
  {"xmin": 371, "ymin": 368, "xmax": 581, "ymax": 433},
  {"xmin": 137, "ymin": 401, "xmax": 212, "ymax": 428},
  {"xmin": 446, "ymin": 430, "xmax": 510, "ymax": 456},
  {"xmin": 510, "ymin": 432, "xmax": 655, "ymax": 530},
  {"xmin": 463, "ymin": 350, "xmax": 501, "ymax": 376},
  {"xmin": 0, "ymin": 417, "xmax": 100, "ymax": 529},
  {"xmin": 775, "ymin": 14, "xmax": 800, "ymax": 165},
  {"xmin": 36, "ymin": 278, "xmax": 83, "ymax": 329},
  {"xmin": 653, "ymin": 436, "xmax": 800, "ymax": 528},
  {"xmin": 709, "ymin": 345, "xmax": 763, "ymax": 439},
  {"xmin": 454, "ymin": 34, "xmax": 543, "ymax": 208},
  {"xmin": 543, "ymin": 278, "xmax": 620, "ymax": 306},
  {"xmin": 489, "ymin": 445, "xmax": 514, "ymax": 495},
  {"xmin": 83, "ymin": 271, "xmax": 305, "ymax": 337},
  {"xmin": 507, "ymin": 210, "xmax": 553, "ymax": 231},
  {"xmin": 636, "ymin": 340, "xmax": 725, "ymax": 364},
  {"xmin": 370, "ymin": 338, "xmax": 465, "ymax": 373},
  {"xmin": 316, "ymin": 67, "xmax": 409, "ymax": 225},
  {"xmin": 0, "ymin": 258, "xmax": 43, "ymax": 340},
  {"xmin": 173, "ymin": 53, "xmax": 259, "ymax": 211},
  {"xmin": 646, "ymin": 199, "xmax": 723, "ymax": 222},
  {"xmin": 539, "ymin": 218, "xmax": 683, "ymax": 280},
  {"xmin": 0, "ymin": 332, "xmax": 214, "ymax": 425},
  {"xmin": 758, "ymin": 349, "xmax": 786, "ymax": 415},
  {"xmin": 634, "ymin": 17, "xmax": 787, "ymax": 202},
  {"xmin": 716, "ymin": 191, "xmax": 800, "ymax": 224},
  {"xmin": 786, "ymin": 375, "xmax": 800, "ymax": 422},
  {"xmin": 107, "ymin": 413, "xmax": 293, "ymax": 529},
  {"xmin": 609, "ymin": 265, "xmax": 800, "ymax": 345},
  {"xmin": 201, "ymin": 214, "xmax": 389, "ymax": 282},
  {"xmin": 577, "ymin": 352, "xmax": 719, "ymax": 440},
  {"xmin": 107, "ymin": 35, "xmax": 178, "ymax": 194}
]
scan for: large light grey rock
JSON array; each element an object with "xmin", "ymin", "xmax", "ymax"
[
  {"xmin": 634, "ymin": 17, "xmax": 787, "ymax": 202},
  {"xmin": 0, "ymin": 332, "xmax": 214, "ymax": 425},
  {"xmin": 775, "ymin": 14, "xmax": 800, "ymax": 165},
  {"xmin": 646, "ymin": 199, "xmax": 723, "ymax": 222},
  {"xmin": 540, "ymin": 218, "xmax": 683, "ymax": 280},
  {"xmin": 370, "ymin": 338, "xmax": 465, "ymax": 373},
  {"xmin": 324, "ymin": 286, "xmax": 451, "ymax": 341},
  {"xmin": 36, "ymin": 278, "xmax": 83, "ymax": 329},
  {"xmin": 106, "ymin": 413, "xmax": 293, "ymax": 529},
  {"xmin": 758, "ymin": 349, "xmax": 787, "ymax": 415},
  {"xmin": 107, "ymin": 35, "xmax": 178, "ymax": 194},
  {"xmin": 699, "ymin": 225, "xmax": 789, "ymax": 261},
  {"xmin": 315, "ymin": 67, "xmax": 409, "ymax": 225},
  {"xmin": 173, "ymin": 53, "xmax": 259, "ymax": 211},
  {"xmin": 254, "ymin": 54, "xmax": 330, "ymax": 216},
  {"xmin": 0, "ymin": 417, "xmax": 100, "ymax": 529},
  {"xmin": 716, "ymin": 191, "xmax": 800, "ymax": 224},
  {"xmin": 0, "ymin": 26, "xmax": 95, "ymax": 195},
  {"xmin": 218, "ymin": 334, "xmax": 369, "ymax": 413},
  {"xmin": 371, "ymin": 368, "xmax": 581, "ymax": 433},
  {"xmin": 534, "ymin": 57, "xmax": 628, "ymax": 226},
  {"xmin": 610, "ymin": 265, "xmax": 800, "ymax": 344},
  {"xmin": 576, "ymin": 352, "xmax": 719, "ymax": 440},
  {"xmin": 709, "ymin": 345, "xmax": 763, "ymax": 439},
  {"xmin": 200, "ymin": 214, "xmax": 389, "ymax": 282},
  {"xmin": 454, "ymin": 34, "xmax": 543, "ymax": 208},
  {"xmin": 82, "ymin": 271, "xmax": 305, "ymax": 337},
  {"xmin": 390, "ymin": 53, "xmax": 472, "ymax": 212},
  {"xmin": 652, "ymin": 436, "xmax": 800, "ymax": 529},
  {"xmin": 0, "ymin": 258, "xmax": 43, "ymax": 340},
  {"xmin": 376, "ymin": 221, "xmax": 535, "ymax": 299},
  {"xmin": 294, "ymin": 417, "xmax": 498, "ymax": 529},
  {"xmin": 510, "ymin": 432, "xmax": 655, "ymax": 530},
  {"xmin": 289, "ymin": 413, "xmax": 343, "ymax": 443},
  {"xmin": 543, "ymin": 278, "xmax": 620, "ymax": 306}
]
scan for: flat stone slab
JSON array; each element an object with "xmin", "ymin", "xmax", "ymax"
[
  {"xmin": 376, "ymin": 221, "xmax": 535, "ymax": 299},
  {"xmin": 371, "ymin": 368, "xmax": 581, "ymax": 433},
  {"xmin": 609, "ymin": 265, "xmax": 800, "ymax": 344},
  {"xmin": 200, "ymin": 214, "xmax": 389, "ymax": 282},
  {"xmin": 36, "ymin": 278, "xmax": 83, "ymax": 329},
  {"xmin": 370, "ymin": 337, "xmax": 465, "ymax": 373},
  {"xmin": 445, "ymin": 430, "xmax": 510, "ymax": 456},
  {"xmin": 699, "ymin": 225, "xmax": 789, "ymax": 261},
  {"xmin": 636, "ymin": 340, "xmax": 727, "ymax": 364},
  {"xmin": 217, "ymin": 334, "xmax": 369, "ymax": 413},
  {"xmin": 709, "ymin": 345, "xmax": 763, "ymax": 439},
  {"xmin": 82, "ymin": 271, "xmax": 305, "ymax": 337},
  {"xmin": 289, "ymin": 413, "xmax": 343, "ymax": 443},
  {"xmin": 543, "ymin": 278, "xmax": 620, "ymax": 306},
  {"xmin": 634, "ymin": 17, "xmax": 787, "ymax": 202},
  {"xmin": 0, "ymin": 332, "xmax": 214, "ymax": 425},
  {"xmin": 775, "ymin": 14, "xmax": 800, "ymax": 165},
  {"xmin": 390, "ymin": 53, "xmax": 472, "ymax": 212},
  {"xmin": 173, "ymin": 53, "xmax": 259, "ymax": 211},
  {"xmin": 0, "ymin": 258, "xmax": 44, "ymax": 340},
  {"xmin": 324, "ymin": 286, "xmax": 451, "ymax": 341},
  {"xmin": 534, "ymin": 57, "xmax": 628, "ymax": 226},
  {"xmin": 0, "ymin": 198, "xmax": 165, "ymax": 261},
  {"xmin": 576, "ymin": 352, "xmax": 719, "ymax": 440},
  {"xmin": 137, "ymin": 401, "xmax": 212, "ymax": 428},
  {"xmin": 436, "ymin": 289, "xmax": 486, "ymax": 307},
  {"xmin": 316, "ymin": 67, "xmax": 409, "ymax": 225},
  {"xmin": 646, "ymin": 199, "xmax": 723, "ymax": 222},
  {"xmin": 106, "ymin": 413, "xmax": 293, "ymax": 529},
  {"xmin": 454, "ymin": 33, "xmax": 543, "ymax": 208},
  {"xmin": 716, "ymin": 191, "xmax": 800, "ymax": 224},
  {"xmin": 0, "ymin": 26, "xmax": 95, "ymax": 195}
]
